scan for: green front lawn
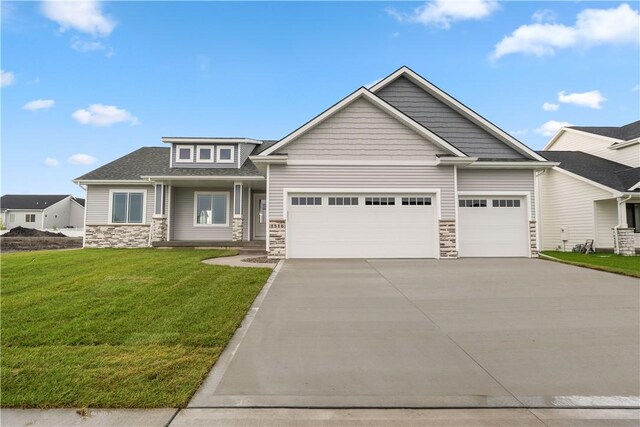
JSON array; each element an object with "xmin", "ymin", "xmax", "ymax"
[
  {"xmin": 541, "ymin": 251, "xmax": 640, "ymax": 278},
  {"xmin": 1, "ymin": 249, "xmax": 272, "ymax": 408}
]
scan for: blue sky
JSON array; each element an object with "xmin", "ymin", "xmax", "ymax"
[{"xmin": 2, "ymin": 1, "xmax": 639, "ymax": 197}]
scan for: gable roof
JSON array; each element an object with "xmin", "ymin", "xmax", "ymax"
[
  {"xmin": 538, "ymin": 151, "xmax": 640, "ymax": 193},
  {"xmin": 74, "ymin": 147, "xmax": 263, "ymax": 182},
  {"xmin": 72, "ymin": 197, "xmax": 85, "ymax": 207},
  {"xmin": 0, "ymin": 194, "xmax": 70, "ymax": 210},
  {"xmin": 259, "ymin": 87, "xmax": 467, "ymax": 157},
  {"xmin": 370, "ymin": 66, "xmax": 546, "ymax": 161},
  {"xmin": 568, "ymin": 120, "xmax": 640, "ymax": 142}
]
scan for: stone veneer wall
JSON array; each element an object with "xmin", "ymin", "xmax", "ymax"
[
  {"xmin": 268, "ymin": 219, "xmax": 286, "ymax": 259},
  {"xmin": 439, "ymin": 220, "xmax": 458, "ymax": 259},
  {"xmin": 232, "ymin": 217, "xmax": 244, "ymax": 242},
  {"xmin": 529, "ymin": 220, "xmax": 538, "ymax": 257},
  {"xmin": 151, "ymin": 217, "xmax": 167, "ymax": 243},
  {"xmin": 614, "ymin": 227, "xmax": 635, "ymax": 256},
  {"xmin": 85, "ymin": 224, "xmax": 150, "ymax": 248}
]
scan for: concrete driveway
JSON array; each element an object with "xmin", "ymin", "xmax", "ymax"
[{"xmin": 190, "ymin": 258, "xmax": 640, "ymax": 408}]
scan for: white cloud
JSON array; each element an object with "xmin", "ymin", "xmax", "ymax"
[
  {"xmin": 72, "ymin": 104, "xmax": 140, "ymax": 126},
  {"xmin": 1, "ymin": 69, "xmax": 15, "ymax": 87},
  {"xmin": 557, "ymin": 90, "xmax": 606, "ymax": 109},
  {"xmin": 492, "ymin": 4, "xmax": 640, "ymax": 59},
  {"xmin": 44, "ymin": 157, "xmax": 60, "ymax": 167},
  {"xmin": 532, "ymin": 9, "xmax": 557, "ymax": 24},
  {"xmin": 535, "ymin": 120, "xmax": 572, "ymax": 137},
  {"xmin": 542, "ymin": 102, "xmax": 559, "ymax": 111},
  {"xmin": 387, "ymin": 0, "xmax": 499, "ymax": 29},
  {"xmin": 510, "ymin": 129, "xmax": 528, "ymax": 136},
  {"xmin": 23, "ymin": 99, "xmax": 55, "ymax": 111},
  {"xmin": 68, "ymin": 154, "xmax": 97, "ymax": 165},
  {"xmin": 70, "ymin": 36, "xmax": 105, "ymax": 52},
  {"xmin": 41, "ymin": 0, "xmax": 116, "ymax": 37}
]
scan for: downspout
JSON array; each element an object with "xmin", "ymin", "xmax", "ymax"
[{"xmin": 613, "ymin": 195, "xmax": 632, "ymax": 254}]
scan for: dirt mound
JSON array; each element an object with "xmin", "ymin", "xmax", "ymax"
[{"xmin": 2, "ymin": 226, "xmax": 66, "ymax": 238}]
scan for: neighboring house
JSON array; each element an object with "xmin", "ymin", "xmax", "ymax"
[
  {"xmin": 539, "ymin": 120, "xmax": 640, "ymax": 255},
  {"xmin": 0, "ymin": 194, "xmax": 85, "ymax": 230},
  {"xmin": 74, "ymin": 66, "xmax": 557, "ymax": 258}
]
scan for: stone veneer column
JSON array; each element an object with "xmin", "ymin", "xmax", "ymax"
[
  {"xmin": 151, "ymin": 217, "xmax": 167, "ymax": 243},
  {"xmin": 439, "ymin": 220, "xmax": 458, "ymax": 259},
  {"xmin": 614, "ymin": 227, "xmax": 635, "ymax": 256},
  {"xmin": 232, "ymin": 217, "xmax": 244, "ymax": 242},
  {"xmin": 84, "ymin": 225, "xmax": 150, "ymax": 248},
  {"xmin": 268, "ymin": 219, "xmax": 286, "ymax": 259},
  {"xmin": 529, "ymin": 220, "xmax": 538, "ymax": 257}
]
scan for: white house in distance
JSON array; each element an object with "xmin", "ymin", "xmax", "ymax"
[
  {"xmin": 538, "ymin": 120, "xmax": 640, "ymax": 255},
  {"xmin": 0, "ymin": 194, "xmax": 85, "ymax": 231}
]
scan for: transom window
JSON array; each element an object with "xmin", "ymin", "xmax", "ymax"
[
  {"xmin": 195, "ymin": 192, "xmax": 228, "ymax": 226},
  {"xmin": 291, "ymin": 196, "xmax": 322, "ymax": 206},
  {"xmin": 25, "ymin": 214, "xmax": 36, "ymax": 223},
  {"xmin": 196, "ymin": 146, "xmax": 214, "ymax": 163},
  {"xmin": 492, "ymin": 199, "xmax": 521, "ymax": 208},
  {"xmin": 176, "ymin": 145, "xmax": 194, "ymax": 163},
  {"xmin": 402, "ymin": 197, "xmax": 431, "ymax": 206},
  {"xmin": 111, "ymin": 191, "xmax": 145, "ymax": 223},
  {"xmin": 328, "ymin": 197, "xmax": 358, "ymax": 206},
  {"xmin": 365, "ymin": 197, "xmax": 395, "ymax": 206},
  {"xmin": 459, "ymin": 199, "xmax": 487, "ymax": 208},
  {"xmin": 216, "ymin": 146, "xmax": 234, "ymax": 163}
]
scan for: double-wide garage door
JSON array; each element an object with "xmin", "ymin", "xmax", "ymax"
[{"xmin": 287, "ymin": 193, "xmax": 437, "ymax": 259}]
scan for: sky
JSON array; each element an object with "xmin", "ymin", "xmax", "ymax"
[{"xmin": 2, "ymin": 0, "xmax": 639, "ymax": 197}]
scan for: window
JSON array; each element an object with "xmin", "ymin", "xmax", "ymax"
[
  {"xmin": 365, "ymin": 197, "xmax": 395, "ymax": 206},
  {"xmin": 9, "ymin": 213, "xmax": 15, "ymax": 222},
  {"xmin": 402, "ymin": 197, "xmax": 431, "ymax": 206},
  {"xmin": 328, "ymin": 197, "xmax": 359, "ymax": 206},
  {"xmin": 216, "ymin": 146, "xmax": 235, "ymax": 163},
  {"xmin": 291, "ymin": 196, "xmax": 322, "ymax": 206},
  {"xmin": 459, "ymin": 199, "xmax": 487, "ymax": 208},
  {"xmin": 234, "ymin": 184, "xmax": 243, "ymax": 217},
  {"xmin": 196, "ymin": 146, "xmax": 214, "ymax": 163},
  {"xmin": 194, "ymin": 192, "xmax": 228, "ymax": 226},
  {"xmin": 492, "ymin": 199, "xmax": 521, "ymax": 208},
  {"xmin": 176, "ymin": 145, "xmax": 193, "ymax": 163},
  {"xmin": 111, "ymin": 191, "xmax": 145, "ymax": 223},
  {"xmin": 154, "ymin": 184, "xmax": 165, "ymax": 216},
  {"xmin": 25, "ymin": 214, "xmax": 36, "ymax": 223},
  {"xmin": 627, "ymin": 203, "xmax": 640, "ymax": 233}
]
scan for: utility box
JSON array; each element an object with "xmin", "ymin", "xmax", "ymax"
[{"xmin": 560, "ymin": 226, "xmax": 570, "ymax": 242}]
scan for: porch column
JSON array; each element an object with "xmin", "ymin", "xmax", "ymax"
[
  {"xmin": 613, "ymin": 198, "xmax": 635, "ymax": 256},
  {"xmin": 232, "ymin": 182, "xmax": 244, "ymax": 242}
]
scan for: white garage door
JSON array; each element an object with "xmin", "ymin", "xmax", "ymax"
[
  {"xmin": 458, "ymin": 197, "xmax": 529, "ymax": 257},
  {"xmin": 287, "ymin": 194, "xmax": 436, "ymax": 259}
]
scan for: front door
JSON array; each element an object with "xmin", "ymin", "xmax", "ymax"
[{"xmin": 252, "ymin": 194, "xmax": 266, "ymax": 240}]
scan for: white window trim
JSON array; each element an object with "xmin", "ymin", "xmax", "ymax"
[
  {"xmin": 108, "ymin": 189, "xmax": 147, "ymax": 225},
  {"xmin": 216, "ymin": 145, "xmax": 235, "ymax": 164},
  {"xmin": 175, "ymin": 145, "xmax": 194, "ymax": 163},
  {"xmin": 233, "ymin": 183, "xmax": 243, "ymax": 219},
  {"xmin": 153, "ymin": 184, "xmax": 165, "ymax": 218},
  {"xmin": 196, "ymin": 145, "xmax": 215, "ymax": 163},
  {"xmin": 193, "ymin": 191, "xmax": 230, "ymax": 227}
]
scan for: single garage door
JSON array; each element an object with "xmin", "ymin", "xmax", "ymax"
[
  {"xmin": 287, "ymin": 194, "xmax": 436, "ymax": 259},
  {"xmin": 458, "ymin": 197, "xmax": 529, "ymax": 257}
]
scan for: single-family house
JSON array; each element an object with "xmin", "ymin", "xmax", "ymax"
[
  {"xmin": 0, "ymin": 194, "xmax": 85, "ymax": 231},
  {"xmin": 74, "ymin": 66, "xmax": 557, "ymax": 258},
  {"xmin": 538, "ymin": 120, "xmax": 640, "ymax": 255}
]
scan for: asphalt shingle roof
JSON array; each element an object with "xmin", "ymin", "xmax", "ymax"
[
  {"xmin": 568, "ymin": 120, "xmax": 640, "ymax": 142},
  {"xmin": 74, "ymin": 147, "xmax": 263, "ymax": 181},
  {"xmin": 1, "ymin": 194, "xmax": 70, "ymax": 210},
  {"xmin": 538, "ymin": 151, "xmax": 640, "ymax": 193}
]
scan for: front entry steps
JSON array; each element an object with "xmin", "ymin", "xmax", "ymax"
[{"xmin": 153, "ymin": 240, "xmax": 266, "ymax": 255}]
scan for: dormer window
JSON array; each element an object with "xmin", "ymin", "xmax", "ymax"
[
  {"xmin": 217, "ymin": 146, "xmax": 234, "ymax": 163},
  {"xmin": 176, "ymin": 145, "xmax": 194, "ymax": 163},
  {"xmin": 196, "ymin": 145, "xmax": 214, "ymax": 163}
]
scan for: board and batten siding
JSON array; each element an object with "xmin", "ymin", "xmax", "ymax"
[
  {"xmin": 457, "ymin": 169, "xmax": 536, "ymax": 218},
  {"xmin": 376, "ymin": 77, "xmax": 525, "ymax": 159},
  {"xmin": 550, "ymin": 131, "xmax": 639, "ymax": 168},
  {"xmin": 170, "ymin": 143, "xmax": 240, "ymax": 168},
  {"xmin": 281, "ymin": 98, "xmax": 448, "ymax": 160},
  {"xmin": 86, "ymin": 185, "xmax": 154, "ymax": 225},
  {"xmin": 538, "ymin": 169, "xmax": 613, "ymax": 251},
  {"xmin": 268, "ymin": 164, "xmax": 455, "ymax": 219}
]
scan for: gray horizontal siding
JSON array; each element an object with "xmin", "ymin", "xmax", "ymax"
[
  {"xmin": 282, "ymin": 98, "xmax": 447, "ymax": 160},
  {"xmin": 457, "ymin": 169, "xmax": 536, "ymax": 218},
  {"xmin": 171, "ymin": 143, "xmax": 239, "ymax": 168},
  {"xmin": 268, "ymin": 164, "xmax": 455, "ymax": 219},
  {"xmin": 86, "ymin": 185, "xmax": 154, "ymax": 224},
  {"xmin": 377, "ymin": 77, "xmax": 525, "ymax": 159},
  {"xmin": 240, "ymin": 143, "xmax": 258, "ymax": 166},
  {"xmin": 171, "ymin": 187, "xmax": 233, "ymax": 241}
]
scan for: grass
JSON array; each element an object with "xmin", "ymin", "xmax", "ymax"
[
  {"xmin": 541, "ymin": 251, "xmax": 640, "ymax": 278},
  {"xmin": 0, "ymin": 248, "xmax": 272, "ymax": 408}
]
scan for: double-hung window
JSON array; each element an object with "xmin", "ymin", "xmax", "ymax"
[
  {"xmin": 25, "ymin": 214, "xmax": 36, "ymax": 223},
  {"xmin": 195, "ymin": 192, "xmax": 228, "ymax": 226},
  {"xmin": 111, "ymin": 191, "xmax": 145, "ymax": 223}
]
